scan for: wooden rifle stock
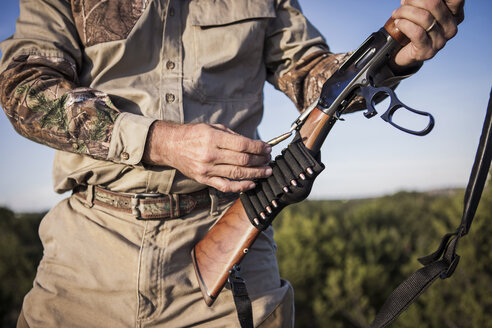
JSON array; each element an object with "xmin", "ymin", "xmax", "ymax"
[{"xmin": 191, "ymin": 107, "xmax": 334, "ymax": 306}]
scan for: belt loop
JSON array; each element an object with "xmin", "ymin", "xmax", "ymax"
[
  {"xmin": 209, "ymin": 188, "xmax": 219, "ymax": 216},
  {"xmin": 174, "ymin": 194, "xmax": 181, "ymax": 218},
  {"xmin": 168, "ymin": 194, "xmax": 174, "ymax": 219},
  {"xmin": 86, "ymin": 185, "xmax": 95, "ymax": 208}
]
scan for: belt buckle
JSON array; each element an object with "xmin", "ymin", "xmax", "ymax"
[{"xmin": 131, "ymin": 192, "xmax": 164, "ymax": 220}]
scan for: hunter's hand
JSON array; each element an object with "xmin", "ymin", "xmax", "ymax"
[
  {"xmin": 391, "ymin": 0, "xmax": 465, "ymax": 68},
  {"xmin": 143, "ymin": 121, "xmax": 272, "ymax": 193}
]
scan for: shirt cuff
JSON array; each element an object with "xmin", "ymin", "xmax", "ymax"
[{"xmin": 107, "ymin": 112, "xmax": 157, "ymax": 165}]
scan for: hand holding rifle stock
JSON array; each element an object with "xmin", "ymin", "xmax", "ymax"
[{"xmin": 192, "ymin": 0, "xmax": 464, "ymax": 309}]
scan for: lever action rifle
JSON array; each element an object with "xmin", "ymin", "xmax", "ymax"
[{"xmin": 192, "ymin": 16, "xmax": 435, "ymax": 307}]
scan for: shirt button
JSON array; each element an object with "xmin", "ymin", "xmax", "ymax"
[
  {"xmin": 169, "ymin": 7, "xmax": 175, "ymax": 16},
  {"xmin": 166, "ymin": 93, "xmax": 176, "ymax": 103},
  {"xmin": 121, "ymin": 152, "xmax": 130, "ymax": 161},
  {"xmin": 166, "ymin": 60, "xmax": 175, "ymax": 70}
]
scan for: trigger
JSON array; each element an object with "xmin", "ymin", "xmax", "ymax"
[
  {"xmin": 364, "ymin": 107, "xmax": 378, "ymax": 119},
  {"xmin": 361, "ymin": 86, "xmax": 378, "ymax": 119}
]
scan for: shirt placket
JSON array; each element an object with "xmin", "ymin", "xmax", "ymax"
[
  {"xmin": 161, "ymin": 0, "xmax": 183, "ymax": 124},
  {"xmin": 145, "ymin": 0, "xmax": 183, "ymax": 195}
]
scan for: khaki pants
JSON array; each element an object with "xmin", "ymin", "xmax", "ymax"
[{"xmin": 19, "ymin": 191, "xmax": 294, "ymax": 327}]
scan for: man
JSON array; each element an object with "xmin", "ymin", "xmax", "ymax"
[{"xmin": 0, "ymin": 0, "xmax": 464, "ymax": 327}]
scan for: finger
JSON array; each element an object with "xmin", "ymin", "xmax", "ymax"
[
  {"xmin": 216, "ymin": 148, "xmax": 271, "ymax": 167},
  {"xmin": 210, "ymin": 164, "xmax": 273, "ymax": 181},
  {"xmin": 444, "ymin": 0, "xmax": 465, "ymax": 23},
  {"xmin": 394, "ymin": 10, "xmax": 447, "ymax": 51},
  {"xmin": 401, "ymin": 0, "xmax": 458, "ymax": 39},
  {"xmin": 217, "ymin": 132, "xmax": 271, "ymax": 155},
  {"xmin": 205, "ymin": 177, "xmax": 256, "ymax": 193},
  {"xmin": 394, "ymin": 18, "xmax": 434, "ymax": 62},
  {"xmin": 393, "ymin": 5, "xmax": 436, "ymax": 34}
]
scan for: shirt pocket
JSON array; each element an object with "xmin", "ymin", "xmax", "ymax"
[
  {"xmin": 72, "ymin": 0, "xmax": 150, "ymax": 47},
  {"xmin": 187, "ymin": 0, "xmax": 276, "ymax": 101}
]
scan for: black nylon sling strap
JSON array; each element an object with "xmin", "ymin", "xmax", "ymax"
[
  {"xmin": 369, "ymin": 89, "xmax": 492, "ymax": 328},
  {"xmin": 228, "ymin": 265, "xmax": 254, "ymax": 328}
]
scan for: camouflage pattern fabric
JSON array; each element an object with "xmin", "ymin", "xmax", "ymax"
[
  {"xmin": 0, "ymin": 54, "xmax": 119, "ymax": 160},
  {"xmin": 278, "ymin": 51, "xmax": 366, "ymax": 113},
  {"xmin": 72, "ymin": 0, "xmax": 149, "ymax": 47}
]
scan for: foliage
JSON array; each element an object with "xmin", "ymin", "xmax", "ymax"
[
  {"xmin": 0, "ymin": 208, "xmax": 44, "ymax": 328},
  {"xmin": 274, "ymin": 176, "xmax": 492, "ymax": 327}
]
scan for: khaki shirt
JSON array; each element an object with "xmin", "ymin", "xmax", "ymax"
[{"xmin": 0, "ymin": 0, "xmax": 408, "ymax": 195}]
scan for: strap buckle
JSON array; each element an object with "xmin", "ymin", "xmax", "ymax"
[
  {"xmin": 440, "ymin": 255, "xmax": 461, "ymax": 279},
  {"xmin": 131, "ymin": 192, "xmax": 164, "ymax": 220}
]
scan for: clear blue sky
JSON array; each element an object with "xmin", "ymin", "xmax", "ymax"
[{"xmin": 0, "ymin": 0, "xmax": 491, "ymax": 212}]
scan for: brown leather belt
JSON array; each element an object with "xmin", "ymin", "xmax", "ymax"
[{"xmin": 73, "ymin": 185, "xmax": 238, "ymax": 220}]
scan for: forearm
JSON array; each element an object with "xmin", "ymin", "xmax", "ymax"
[
  {"xmin": 278, "ymin": 51, "xmax": 356, "ymax": 112},
  {"xmin": 0, "ymin": 0, "xmax": 157, "ymax": 163},
  {"xmin": 143, "ymin": 120, "xmax": 180, "ymax": 166},
  {"xmin": 0, "ymin": 54, "xmax": 120, "ymax": 160}
]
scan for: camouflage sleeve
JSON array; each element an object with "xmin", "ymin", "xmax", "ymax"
[
  {"xmin": 0, "ymin": 54, "xmax": 120, "ymax": 160},
  {"xmin": 277, "ymin": 51, "xmax": 367, "ymax": 112}
]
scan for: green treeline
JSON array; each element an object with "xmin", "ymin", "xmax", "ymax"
[
  {"xmin": 274, "ymin": 180, "xmax": 492, "ymax": 327},
  {"xmin": 0, "ymin": 177, "xmax": 491, "ymax": 327},
  {"xmin": 0, "ymin": 209, "xmax": 44, "ymax": 327}
]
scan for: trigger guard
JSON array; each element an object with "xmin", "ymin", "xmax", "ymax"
[
  {"xmin": 362, "ymin": 85, "xmax": 435, "ymax": 136},
  {"xmin": 380, "ymin": 102, "xmax": 435, "ymax": 136}
]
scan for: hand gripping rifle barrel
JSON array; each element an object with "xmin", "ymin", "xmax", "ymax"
[{"xmin": 191, "ymin": 17, "xmax": 424, "ymax": 306}]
